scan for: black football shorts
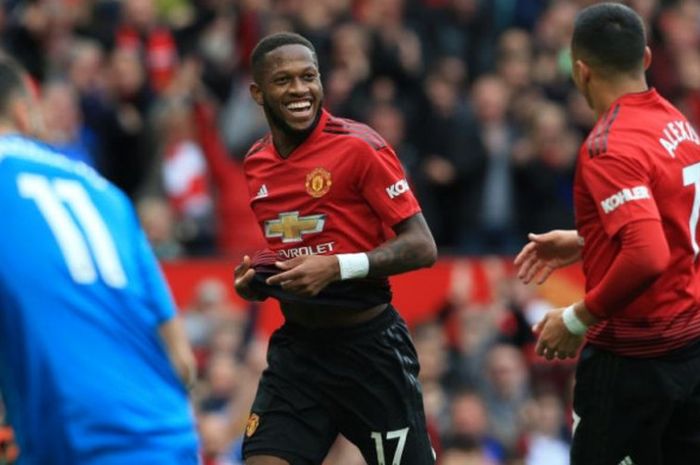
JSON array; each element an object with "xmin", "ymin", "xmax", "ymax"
[
  {"xmin": 242, "ymin": 305, "xmax": 435, "ymax": 465},
  {"xmin": 571, "ymin": 341, "xmax": 700, "ymax": 465}
]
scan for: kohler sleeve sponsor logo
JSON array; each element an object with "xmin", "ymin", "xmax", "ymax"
[
  {"xmin": 600, "ymin": 186, "xmax": 650, "ymax": 214},
  {"xmin": 386, "ymin": 179, "xmax": 409, "ymax": 199},
  {"xmin": 659, "ymin": 120, "xmax": 700, "ymax": 158}
]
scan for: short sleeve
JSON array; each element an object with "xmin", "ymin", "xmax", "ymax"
[
  {"xmin": 581, "ymin": 152, "xmax": 660, "ymax": 237},
  {"xmin": 356, "ymin": 144, "xmax": 421, "ymax": 226}
]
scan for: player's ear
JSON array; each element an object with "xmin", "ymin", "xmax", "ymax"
[
  {"xmin": 250, "ymin": 82, "xmax": 264, "ymax": 106},
  {"xmin": 8, "ymin": 95, "xmax": 31, "ymax": 134},
  {"xmin": 572, "ymin": 59, "xmax": 590, "ymax": 87},
  {"xmin": 642, "ymin": 46, "xmax": 652, "ymax": 71}
]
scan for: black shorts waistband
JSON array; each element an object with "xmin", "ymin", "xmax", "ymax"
[
  {"xmin": 277, "ymin": 305, "xmax": 399, "ymax": 342},
  {"xmin": 584, "ymin": 336, "xmax": 700, "ymax": 362}
]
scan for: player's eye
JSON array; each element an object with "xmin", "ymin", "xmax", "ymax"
[
  {"xmin": 304, "ymin": 73, "xmax": 316, "ymax": 81},
  {"xmin": 274, "ymin": 76, "xmax": 290, "ymax": 85}
]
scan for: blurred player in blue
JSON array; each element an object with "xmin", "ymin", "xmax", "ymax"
[{"xmin": 0, "ymin": 58, "xmax": 200, "ymax": 464}]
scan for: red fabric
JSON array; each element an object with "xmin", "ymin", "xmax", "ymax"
[
  {"xmin": 574, "ymin": 88, "xmax": 700, "ymax": 356},
  {"xmin": 115, "ymin": 26, "xmax": 177, "ymax": 92},
  {"xmin": 193, "ymin": 102, "xmax": 266, "ymax": 257},
  {"xmin": 243, "ymin": 109, "xmax": 421, "ymax": 258},
  {"xmin": 584, "ymin": 219, "xmax": 670, "ymax": 318},
  {"xmin": 162, "ymin": 140, "xmax": 211, "ymax": 217}
]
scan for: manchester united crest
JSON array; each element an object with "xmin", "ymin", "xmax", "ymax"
[
  {"xmin": 245, "ymin": 413, "xmax": 260, "ymax": 437},
  {"xmin": 305, "ymin": 167, "xmax": 332, "ymax": 198}
]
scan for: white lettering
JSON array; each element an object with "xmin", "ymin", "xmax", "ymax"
[
  {"xmin": 600, "ymin": 185, "xmax": 650, "ymax": 214},
  {"xmin": 660, "ymin": 137, "xmax": 676, "ymax": 158},
  {"xmin": 676, "ymin": 121, "xmax": 689, "ymax": 140},
  {"xmin": 670, "ymin": 122, "xmax": 681, "ymax": 140},
  {"xmin": 278, "ymin": 242, "xmax": 335, "ymax": 259},
  {"xmin": 659, "ymin": 120, "xmax": 700, "ymax": 158},
  {"xmin": 386, "ymin": 179, "xmax": 409, "ymax": 199},
  {"xmin": 690, "ymin": 124, "xmax": 700, "ymax": 144}
]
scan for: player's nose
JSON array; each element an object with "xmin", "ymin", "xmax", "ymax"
[{"xmin": 288, "ymin": 77, "xmax": 309, "ymax": 95}]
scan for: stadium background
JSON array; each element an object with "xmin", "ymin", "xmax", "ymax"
[{"xmin": 0, "ymin": 0, "xmax": 698, "ymax": 464}]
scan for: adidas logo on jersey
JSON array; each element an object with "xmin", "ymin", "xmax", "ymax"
[
  {"xmin": 618, "ymin": 456, "xmax": 634, "ymax": 465},
  {"xmin": 254, "ymin": 184, "xmax": 269, "ymax": 199}
]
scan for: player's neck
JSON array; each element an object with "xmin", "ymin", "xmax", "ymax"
[
  {"xmin": 270, "ymin": 112, "xmax": 321, "ymax": 158},
  {"xmin": 0, "ymin": 121, "xmax": 19, "ymax": 136},
  {"xmin": 592, "ymin": 78, "xmax": 649, "ymax": 119},
  {"xmin": 271, "ymin": 127, "xmax": 307, "ymax": 158}
]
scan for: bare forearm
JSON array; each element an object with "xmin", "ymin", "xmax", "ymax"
[
  {"xmin": 367, "ymin": 214, "xmax": 437, "ymax": 277},
  {"xmin": 158, "ymin": 317, "xmax": 196, "ymax": 390}
]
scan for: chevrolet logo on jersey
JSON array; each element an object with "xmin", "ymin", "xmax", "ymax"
[{"xmin": 264, "ymin": 211, "xmax": 326, "ymax": 243}]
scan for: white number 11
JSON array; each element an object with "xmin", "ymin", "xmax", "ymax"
[{"xmin": 17, "ymin": 173, "xmax": 127, "ymax": 288}]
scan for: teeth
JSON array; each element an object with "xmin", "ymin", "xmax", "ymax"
[{"xmin": 287, "ymin": 101, "xmax": 311, "ymax": 110}]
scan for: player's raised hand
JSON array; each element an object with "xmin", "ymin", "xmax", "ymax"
[
  {"xmin": 514, "ymin": 230, "xmax": 583, "ymax": 285},
  {"xmin": 266, "ymin": 255, "xmax": 340, "ymax": 297},
  {"xmin": 234, "ymin": 255, "xmax": 263, "ymax": 301}
]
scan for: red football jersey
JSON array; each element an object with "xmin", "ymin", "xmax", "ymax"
[
  {"xmin": 243, "ymin": 109, "xmax": 421, "ymax": 288},
  {"xmin": 575, "ymin": 89, "xmax": 700, "ymax": 356}
]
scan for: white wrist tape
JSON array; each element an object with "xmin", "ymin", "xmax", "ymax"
[
  {"xmin": 562, "ymin": 305, "xmax": 588, "ymax": 336},
  {"xmin": 336, "ymin": 253, "xmax": 369, "ymax": 280}
]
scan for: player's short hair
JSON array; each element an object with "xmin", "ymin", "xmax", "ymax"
[
  {"xmin": 0, "ymin": 56, "xmax": 28, "ymax": 117},
  {"xmin": 571, "ymin": 2, "xmax": 646, "ymax": 76},
  {"xmin": 250, "ymin": 32, "xmax": 317, "ymax": 83}
]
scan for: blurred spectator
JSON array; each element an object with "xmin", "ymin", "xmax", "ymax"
[
  {"xmin": 183, "ymin": 278, "xmax": 237, "ymax": 350},
  {"xmin": 439, "ymin": 434, "xmax": 499, "ymax": 465},
  {"xmin": 513, "ymin": 101, "xmax": 578, "ymax": 236},
  {"xmin": 414, "ymin": 68, "xmax": 486, "ymax": 250},
  {"xmin": 522, "ymin": 393, "xmax": 570, "ymax": 465},
  {"xmin": 97, "ymin": 47, "xmax": 155, "ymax": 198},
  {"xmin": 496, "ymin": 29, "xmax": 533, "ymax": 92},
  {"xmin": 466, "ymin": 74, "xmax": 518, "ymax": 254},
  {"xmin": 199, "ymin": 413, "xmax": 242, "ymax": 465},
  {"xmin": 449, "ymin": 303, "xmax": 502, "ymax": 388},
  {"xmin": 480, "ymin": 344, "xmax": 532, "ymax": 453},
  {"xmin": 155, "ymin": 97, "xmax": 215, "ymax": 254},
  {"xmin": 448, "ymin": 389, "xmax": 505, "ymax": 463},
  {"xmin": 0, "ymin": 398, "xmax": 18, "ymax": 464},
  {"xmin": 115, "ymin": 0, "xmax": 178, "ymax": 93},
  {"xmin": 199, "ymin": 352, "xmax": 240, "ymax": 413},
  {"xmin": 137, "ymin": 195, "xmax": 184, "ymax": 260},
  {"xmin": 367, "ymin": 103, "xmax": 419, "ymax": 175},
  {"xmin": 194, "ymin": 96, "xmax": 267, "ymax": 257},
  {"xmin": 423, "ymin": 0, "xmax": 495, "ymax": 80},
  {"xmin": 40, "ymin": 80, "xmax": 99, "ymax": 167}
]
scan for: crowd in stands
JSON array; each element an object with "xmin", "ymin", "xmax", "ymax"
[
  {"xmin": 1, "ymin": 0, "xmax": 700, "ymax": 464},
  {"xmin": 0, "ymin": 0, "xmax": 697, "ymax": 257}
]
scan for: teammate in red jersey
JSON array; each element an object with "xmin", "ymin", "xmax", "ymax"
[
  {"xmin": 515, "ymin": 3, "xmax": 700, "ymax": 464},
  {"xmin": 233, "ymin": 32, "xmax": 437, "ymax": 465}
]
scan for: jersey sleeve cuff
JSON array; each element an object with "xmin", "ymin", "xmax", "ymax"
[{"xmin": 584, "ymin": 293, "xmax": 608, "ymax": 320}]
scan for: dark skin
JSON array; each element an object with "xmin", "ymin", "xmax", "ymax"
[{"xmin": 235, "ymin": 43, "xmax": 437, "ymax": 328}]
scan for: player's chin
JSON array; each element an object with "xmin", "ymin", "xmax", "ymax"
[{"xmin": 281, "ymin": 108, "xmax": 318, "ymax": 131}]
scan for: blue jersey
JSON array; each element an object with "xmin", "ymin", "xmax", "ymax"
[{"xmin": 0, "ymin": 135, "xmax": 198, "ymax": 464}]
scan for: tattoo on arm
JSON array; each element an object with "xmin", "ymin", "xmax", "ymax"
[{"xmin": 367, "ymin": 213, "xmax": 437, "ymax": 277}]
